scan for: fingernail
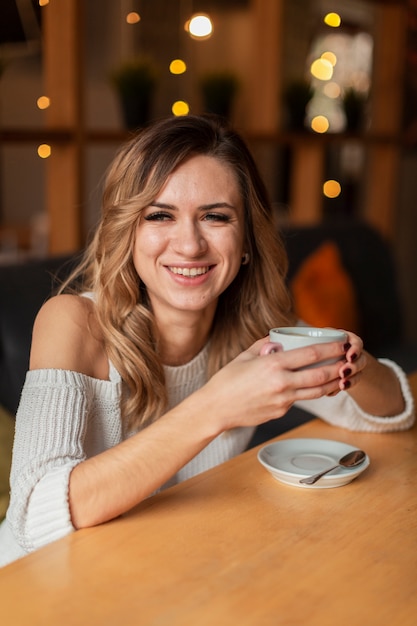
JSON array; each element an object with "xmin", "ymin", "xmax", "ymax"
[
  {"xmin": 350, "ymin": 353, "xmax": 358, "ymax": 363},
  {"xmin": 342, "ymin": 367, "xmax": 352, "ymax": 377},
  {"xmin": 343, "ymin": 342, "xmax": 351, "ymax": 352},
  {"xmin": 342, "ymin": 379, "xmax": 351, "ymax": 390}
]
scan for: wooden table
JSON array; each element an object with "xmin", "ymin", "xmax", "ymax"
[{"xmin": 1, "ymin": 375, "xmax": 417, "ymax": 625}]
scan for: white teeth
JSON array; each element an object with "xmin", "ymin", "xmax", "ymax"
[{"xmin": 169, "ymin": 266, "xmax": 209, "ymax": 276}]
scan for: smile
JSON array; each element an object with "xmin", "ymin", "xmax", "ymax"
[{"xmin": 168, "ymin": 266, "xmax": 210, "ymax": 277}]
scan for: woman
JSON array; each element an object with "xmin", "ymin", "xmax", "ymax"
[{"xmin": 0, "ymin": 114, "xmax": 413, "ymax": 566}]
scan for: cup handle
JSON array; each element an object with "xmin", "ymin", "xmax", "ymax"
[{"xmin": 261, "ymin": 342, "xmax": 283, "ymax": 356}]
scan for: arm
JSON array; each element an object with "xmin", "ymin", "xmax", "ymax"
[
  {"xmin": 26, "ymin": 299, "xmax": 412, "ymax": 532},
  {"xmin": 27, "ymin": 298, "xmax": 350, "ymax": 529},
  {"xmin": 293, "ymin": 332, "xmax": 414, "ymax": 432},
  {"xmin": 338, "ymin": 336, "xmax": 411, "ymax": 417}
]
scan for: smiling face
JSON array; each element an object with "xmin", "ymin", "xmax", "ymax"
[{"xmin": 133, "ymin": 154, "xmax": 245, "ymax": 325}]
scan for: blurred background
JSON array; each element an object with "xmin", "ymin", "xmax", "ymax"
[{"xmin": 0, "ymin": 0, "xmax": 416, "ymax": 343}]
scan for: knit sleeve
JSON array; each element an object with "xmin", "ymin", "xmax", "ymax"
[
  {"xmin": 295, "ymin": 358, "xmax": 415, "ymax": 432},
  {"xmin": 6, "ymin": 369, "xmax": 91, "ymax": 553}
]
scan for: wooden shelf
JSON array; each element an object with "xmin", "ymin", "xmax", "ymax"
[
  {"xmin": 0, "ymin": 127, "xmax": 404, "ymax": 147},
  {"xmin": 0, "ymin": 0, "xmax": 409, "ymax": 255}
]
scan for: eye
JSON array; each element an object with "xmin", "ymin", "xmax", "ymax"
[
  {"xmin": 144, "ymin": 211, "xmax": 173, "ymax": 222},
  {"xmin": 203, "ymin": 212, "xmax": 231, "ymax": 222}
]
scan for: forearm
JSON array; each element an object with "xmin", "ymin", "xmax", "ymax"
[
  {"xmin": 346, "ymin": 352, "xmax": 405, "ymax": 417},
  {"xmin": 69, "ymin": 390, "xmax": 220, "ymax": 529}
]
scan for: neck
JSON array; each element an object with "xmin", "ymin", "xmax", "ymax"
[{"xmin": 156, "ymin": 312, "xmax": 214, "ymax": 366}]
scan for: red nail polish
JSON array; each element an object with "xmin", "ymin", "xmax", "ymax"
[
  {"xmin": 343, "ymin": 343, "xmax": 351, "ymax": 352},
  {"xmin": 342, "ymin": 368, "xmax": 352, "ymax": 377},
  {"xmin": 350, "ymin": 353, "xmax": 358, "ymax": 363},
  {"xmin": 342, "ymin": 379, "xmax": 351, "ymax": 390}
]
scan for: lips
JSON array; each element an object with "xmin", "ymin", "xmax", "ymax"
[{"xmin": 168, "ymin": 266, "xmax": 210, "ymax": 277}]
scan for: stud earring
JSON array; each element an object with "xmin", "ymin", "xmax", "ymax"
[{"xmin": 241, "ymin": 252, "xmax": 250, "ymax": 265}]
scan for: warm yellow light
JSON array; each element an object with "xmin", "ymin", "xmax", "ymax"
[
  {"xmin": 324, "ymin": 12, "xmax": 341, "ymax": 28},
  {"xmin": 37, "ymin": 144, "xmax": 51, "ymax": 159},
  {"xmin": 186, "ymin": 14, "xmax": 213, "ymax": 39},
  {"xmin": 321, "ymin": 51, "xmax": 337, "ymax": 67},
  {"xmin": 39, "ymin": 0, "xmax": 49, "ymax": 6},
  {"xmin": 172, "ymin": 101, "xmax": 190, "ymax": 116},
  {"xmin": 169, "ymin": 59, "xmax": 187, "ymax": 75},
  {"xmin": 323, "ymin": 179, "xmax": 341, "ymax": 198},
  {"xmin": 310, "ymin": 58, "xmax": 333, "ymax": 81},
  {"xmin": 126, "ymin": 12, "xmax": 140, "ymax": 25},
  {"xmin": 311, "ymin": 116, "xmax": 330, "ymax": 134},
  {"xmin": 323, "ymin": 82, "xmax": 341, "ymax": 98},
  {"xmin": 37, "ymin": 96, "xmax": 50, "ymax": 110}
]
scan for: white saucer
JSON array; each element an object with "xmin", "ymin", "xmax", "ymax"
[{"xmin": 257, "ymin": 438, "xmax": 370, "ymax": 489}]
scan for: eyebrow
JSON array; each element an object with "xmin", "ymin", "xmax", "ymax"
[{"xmin": 149, "ymin": 201, "xmax": 238, "ymax": 211}]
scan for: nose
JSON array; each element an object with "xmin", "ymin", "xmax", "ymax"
[{"xmin": 172, "ymin": 219, "xmax": 208, "ymax": 257}]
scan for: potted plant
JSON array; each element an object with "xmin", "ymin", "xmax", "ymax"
[
  {"xmin": 110, "ymin": 56, "xmax": 159, "ymax": 130},
  {"xmin": 282, "ymin": 79, "xmax": 314, "ymax": 131},
  {"xmin": 342, "ymin": 87, "xmax": 367, "ymax": 132},
  {"xmin": 199, "ymin": 70, "xmax": 240, "ymax": 119}
]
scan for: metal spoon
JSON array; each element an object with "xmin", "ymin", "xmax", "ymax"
[{"xmin": 299, "ymin": 449, "xmax": 366, "ymax": 485}]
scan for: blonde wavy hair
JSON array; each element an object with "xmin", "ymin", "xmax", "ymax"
[{"xmin": 61, "ymin": 115, "xmax": 295, "ymax": 432}]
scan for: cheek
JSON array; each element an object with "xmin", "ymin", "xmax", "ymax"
[{"xmin": 134, "ymin": 231, "xmax": 165, "ymax": 258}]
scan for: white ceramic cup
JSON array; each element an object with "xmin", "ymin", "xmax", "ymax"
[{"xmin": 268, "ymin": 326, "xmax": 348, "ymax": 368}]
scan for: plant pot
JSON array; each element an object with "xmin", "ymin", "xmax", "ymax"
[
  {"xmin": 200, "ymin": 72, "xmax": 239, "ymax": 120},
  {"xmin": 119, "ymin": 94, "xmax": 151, "ymax": 130}
]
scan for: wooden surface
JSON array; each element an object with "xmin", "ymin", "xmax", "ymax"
[{"xmin": 1, "ymin": 375, "xmax": 416, "ymax": 625}]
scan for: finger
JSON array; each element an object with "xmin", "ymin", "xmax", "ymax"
[
  {"xmin": 338, "ymin": 353, "xmax": 367, "ymax": 380},
  {"xmin": 260, "ymin": 341, "xmax": 283, "ymax": 356},
  {"xmin": 272, "ymin": 341, "xmax": 348, "ymax": 371},
  {"xmin": 327, "ymin": 388, "xmax": 341, "ymax": 397},
  {"xmin": 339, "ymin": 370, "xmax": 362, "ymax": 391},
  {"xmin": 340, "ymin": 331, "xmax": 363, "ymax": 364}
]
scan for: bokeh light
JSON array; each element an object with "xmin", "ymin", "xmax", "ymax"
[
  {"xmin": 126, "ymin": 12, "xmax": 140, "ymax": 24},
  {"xmin": 324, "ymin": 13, "xmax": 341, "ymax": 28},
  {"xmin": 323, "ymin": 82, "xmax": 341, "ymax": 98},
  {"xmin": 37, "ymin": 96, "xmax": 50, "ymax": 110},
  {"xmin": 310, "ymin": 58, "xmax": 334, "ymax": 81},
  {"xmin": 311, "ymin": 115, "xmax": 330, "ymax": 133},
  {"xmin": 37, "ymin": 144, "xmax": 51, "ymax": 159},
  {"xmin": 321, "ymin": 51, "xmax": 337, "ymax": 67},
  {"xmin": 185, "ymin": 14, "xmax": 213, "ymax": 39},
  {"xmin": 172, "ymin": 101, "xmax": 190, "ymax": 116},
  {"xmin": 323, "ymin": 179, "xmax": 342, "ymax": 198},
  {"xmin": 169, "ymin": 59, "xmax": 187, "ymax": 75}
]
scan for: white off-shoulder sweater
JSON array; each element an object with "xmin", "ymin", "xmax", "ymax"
[{"xmin": 0, "ymin": 344, "xmax": 414, "ymax": 567}]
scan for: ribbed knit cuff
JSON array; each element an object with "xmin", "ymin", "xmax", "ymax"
[{"xmin": 25, "ymin": 463, "xmax": 77, "ymax": 551}]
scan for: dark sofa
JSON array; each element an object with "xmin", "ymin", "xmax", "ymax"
[
  {"xmin": 0, "ymin": 222, "xmax": 415, "ymax": 438},
  {"xmin": 0, "ymin": 254, "xmax": 77, "ymax": 415}
]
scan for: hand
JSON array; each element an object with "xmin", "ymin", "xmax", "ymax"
[
  {"xmin": 335, "ymin": 331, "xmax": 366, "ymax": 393},
  {"xmin": 203, "ymin": 336, "xmax": 350, "ymax": 431}
]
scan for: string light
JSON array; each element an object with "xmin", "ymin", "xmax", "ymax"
[
  {"xmin": 169, "ymin": 59, "xmax": 187, "ymax": 75},
  {"xmin": 324, "ymin": 13, "xmax": 341, "ymax": 28},
  {"xmin": 310, "ymin": 58, "xmax": 333, "ymax": 81},
  {"xmin": 323, "ymin": 180, "xmax": 341, "ymax": 198},
  {"xmin": 185, "ymin": 14, "xmax": 213, "ymax": 39},
  {"xmin": 126, "ymin": 12, "xmax": 140, "ymax": 24},
  {"xmin": 311, "ymin": 115, "xmax": 329, "ymax": 133},
  {"xmin": 172, "ymin": 101, "xmax": 190, "ymax": 116},
  {"xmin": 37, "ymin": 96, "xmax": 50, "ymax": 110},
  {"xmin": 321, "ymin": 51, "xmax": 337, "ymax": 67},
  {"xmin": 37, "ymin": 144, "xmax": 51, "ymax": 159}
]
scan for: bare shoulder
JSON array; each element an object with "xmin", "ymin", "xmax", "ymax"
[{"xmin": 30, "ymin": 294, "xmax": 109, "ymax": 379}]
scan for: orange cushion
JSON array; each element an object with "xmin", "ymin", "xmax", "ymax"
[{"xmin": 290, "ymin": 241, "xmax": 360, "ymax": 333}]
